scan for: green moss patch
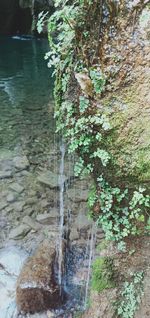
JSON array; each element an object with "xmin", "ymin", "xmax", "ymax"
[{"xmin": 91, "ymin": 257, "xmax": 115, "ymax": 293}]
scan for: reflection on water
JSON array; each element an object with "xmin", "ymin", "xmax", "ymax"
[{"xmin": 0, "ymin": 36, "xmax": 54, "ymax": 154}]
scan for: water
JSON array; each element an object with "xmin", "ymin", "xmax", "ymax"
[
  {"xmin": 58, "ymin": 142, "xmax": 66, "ymax": 293},
  {"xmin": 0, "ymin": 36, "xmax": 94, "ymax": 318},
  {"xmin": 84, "ymin": 224, "xmax": 95, "ymax": 308},
  {"xmin": 0, "ymin": 36, "xmax": 54, "ymax": 154}
]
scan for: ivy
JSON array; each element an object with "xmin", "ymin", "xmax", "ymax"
[{"xmin": 116, "ymin": 272, "xmax": 144, "ymax": 318}]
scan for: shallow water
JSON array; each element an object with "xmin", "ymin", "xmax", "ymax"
[
  {"xmin": 0, "ymin": 37, "xmax": 92, "ymax": 318},
  {"xmin": 0, "ymin": 36, "xmax": 54, "ymax": 154}
]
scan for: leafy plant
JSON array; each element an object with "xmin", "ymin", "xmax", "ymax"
[
  {"xmin": 116, "ymin": 271, "xmax": 144, "ymax": 318},
  {"xmin": 39, "ymin": 0, "xmax": 150, "ymax": 250}
]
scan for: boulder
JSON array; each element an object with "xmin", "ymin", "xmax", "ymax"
[{"xmin": 16, "ymin": 239, "xmax": 65, "ymax": 313}]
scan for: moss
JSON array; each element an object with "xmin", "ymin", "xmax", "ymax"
[
  {"xmin": 91, "ymin": 257, "xmax": 115, "ymax": 293},
  {"xmin": 96, "ymin": 239, "xmax": 109, "ymax": 252},
  {"xmin": 101, "ymin": 81, "xmax": 150, "ymax": 184}
]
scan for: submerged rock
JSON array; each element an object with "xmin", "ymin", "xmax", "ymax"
[
  {"xmin": 13, "ymin": 156, "xmax": 29, "ymax": 171},
  {"xmin": 0, "ymin": 246, "xmax": 28, "ymax": 318},
  {"xmin": 16, "ymin": 239, "xmax": 64, "ymax": 313},
  {"xmin": 9, "ymin": 224, "xmax": 31, "ymax": 240}
]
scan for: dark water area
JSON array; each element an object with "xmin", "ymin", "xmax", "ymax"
[{"xmin": 0, "ymin": 36, "xmax": 54, "ymax": 155}]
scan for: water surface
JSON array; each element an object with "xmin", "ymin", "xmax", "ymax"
[{"xmin": 0, "ymin": 36, "xmax": 54, "ymax": 155}]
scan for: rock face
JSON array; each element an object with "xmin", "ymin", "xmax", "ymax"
[
  {"xmin": 16, "ymin": 239, "xmax": 63, "ymax": 313},
  {"xmin": 0, "ymin": 0, "xmax": 32, "ymax": 35},
  {"xmin": 0, "ymin": 0, "xmax": 54, "ymax": 35}
]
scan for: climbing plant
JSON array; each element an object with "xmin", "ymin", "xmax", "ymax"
[{"xmin": 38, "ymin": 0, "xmax": 150, "ymax": 250}]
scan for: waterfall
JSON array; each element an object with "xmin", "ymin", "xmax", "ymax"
[
  {"xmin": 84, "ymin": 223, "xmax": 96, "ymax": 308},
  {"xmin": 58, "ymin": 142, "xmax": 66, "ymax": 294}
]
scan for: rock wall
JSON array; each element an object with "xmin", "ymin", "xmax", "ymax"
[{"xmin": 0, "ymin": 0, "xmax": 54, "ymax": 35}]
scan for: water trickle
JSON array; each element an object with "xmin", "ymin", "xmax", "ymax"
[
  {"xmin": 84, "ymin": 223, "xmax": 96, "ymax": 308},
  {"xmin": 58, "ymin": 141, "xmax": 66, "ymax": 293}
]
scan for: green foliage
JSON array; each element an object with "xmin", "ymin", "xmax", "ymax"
[
  {"xmin": 40, "ymin": 0, "xmax": 150, "ymax": 249},
  {"xmin": 91, "ymin": 257, "xmax": 115, "ymax": 293},
  {"xmin": 90, "ymin": 69, "xmax": 106, "ymax": 94},
  {"xmin": 116, "ymin": 272, "xmax": 144, "ymax": 318},
  {"xmin": 96, "ymin": 180, "xmax": 150, "ymax": 250}
]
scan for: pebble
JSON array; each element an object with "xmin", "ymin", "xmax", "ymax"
[
  {"xmin": 9, "ymin": 182, "xmax": 24, "ymax": 194},
  {"xmin": 6, "ymin": 192, "xmax": 18, "ymax": 203}
]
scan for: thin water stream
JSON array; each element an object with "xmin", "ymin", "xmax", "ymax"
[{"xmin": 58, "ymin": 142, "xmax": 66, "ymax": 293}]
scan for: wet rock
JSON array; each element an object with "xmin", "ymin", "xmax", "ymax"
[
  {"xmin": 23, "ymin": 207, "xmax": 34, "ymax": 216},
  {"xmin": 25, "ymin": 197, "xmax": 38, "ymax": 205},
  {"xmin": 16, "ymin": 239, "xmax": 63, "ymax": 313},
  {"xmin": 47, "ymin": 311, "xmax": 55, "ymax": 318},
  {"xmin": 37, "ymin": 171, "xmax": 67, "ymax": 189},
  {"xmin": 67, "ymin": 188, "xmax": 88, "ymax": 202},
  {"xmin": 9, "ymin": 224, "xmax": 31, "ymax": 240},
  {"xmin": 41, "ymin": 199, "xmax": 50, "ymax": 208},
  {"xmin": 13, "ymin": 201, "xmax": 26, "ymax": 212},
  {"xmin": 69, "ymin": 228, "xmax": 79, "ymax": 241},
  {"xmin": 0, "ymin": 170, "xmax": 12, "ymax": 179},
  {"xmin": 36, "ymin": 208, "xmax": 59, "ymax": 225},
  {"xmin": 0, "ymin": 246, "xmax": 28, "ymax": 317},
  {"xmin": 22, "ymin": 216, "xmax": 41, "ymax": 232},
  {"xmin": 6, "ymin": 192, "xmax": 18, "ymax": 203},
  {"xmin": 0, "ymin": 200, "xmax": 9, "ymax": 211},
  {"xmin": 13, "ymin": 156, "xmax": 29, "ymax": 171},
  {"xmin": 74, "ymin": 214, "xmax": 92, "ymax": 239},
  {"xmin": 9, "ymin": 182, "xmax": 25, "ymax": 194}
]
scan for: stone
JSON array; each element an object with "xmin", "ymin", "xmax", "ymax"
[
  {"xmin": 0, "ymin": 201, "xmax": 8, "ymax": 211},
  {"xmin": 0, "ymin": 246, "xmax": 28, "ymax": 317},
  {"xmin": 6, "ymin": 192, "xmax": 18, "ymax": 203},
  {"xmin": 9, "ymin": 224, "xmax": 30, "ymax": 240},
  {"xmin": 25, "ymin": 197, "xmax": 38, "ymax": 205},
  {"xmin": 41, "ymin": 199, "xmax": 49, "ymax": 208},
  {"xmin": 22, "ymin": 216, "xmax": 41, "ymax": 231},
  {"xmin": 69, "ymin": 228, "xmax": 79, "ymax": 241},
  {"xmin": 13, "ymin": 156, "xmax": 29, "ymax": 171},
  {"xmin": 67, "ymin": 188, "xmax": 88, "ymax": 202},
  {"xmin": 47, "ymin": 311, "xmax": 55, "ymax": 318},
  {"xmin": 13, "ymin": 201, "xmax": 26, "ymax": 212},
  {"xmin": 0, "ymin": 170, "xmax": 12, "ymax": 179},
  {"xmin": 16, "ymin": 239, "xmax": 64, "ymax": 313},
  {"xmin": 23, "ymin": 207, "xmax": 34, "ymax": 216},
  {"xmin": 37, "ymin": 171, "xmax": 67, "ymax": 189},
  {"xmin": 9, "ymin": 182, "xmax": 24, "ymax": 194},
  {"xmin": 36, "ymin": 208, "xmax": 59, "ymax": 225}
]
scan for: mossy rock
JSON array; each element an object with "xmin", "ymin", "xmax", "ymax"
[
  {"xmin": 91, "ymin": 257, "xmax": 115, "ymax": 293},
  {"xmin": 103, "ymin": 58, "xmax": 150, "ymax": 185}
]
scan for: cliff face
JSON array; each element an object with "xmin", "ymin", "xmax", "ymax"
[
  {"xmin": 81, "ymin": 5, "xmax": 150, "ymax": 318},
  {"xmin": 0, "ymin": 0, "xmax": 54, "ymax": 35}
]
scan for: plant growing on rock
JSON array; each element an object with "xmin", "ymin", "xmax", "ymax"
[{"xmin": 39, "ymin": 0, "xmax": 150, "ymax": 249}]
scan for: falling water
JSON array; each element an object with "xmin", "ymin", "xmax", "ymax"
[
  {"xmin": 84, "ymin": 223, "xmax": 96, "ymax": 308},
  {"xmin": 58, "ymin": 141, "xmax": 66, "ymax": 293}
]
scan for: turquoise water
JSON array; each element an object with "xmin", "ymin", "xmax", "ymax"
[{"xmin": 0, "ymin": 36, "xmax": 54, "ymax": 158}]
